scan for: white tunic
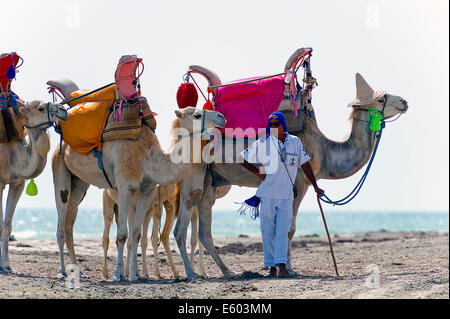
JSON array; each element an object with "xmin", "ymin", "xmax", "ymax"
[{"xmin": 240, "ymin": 134, "xmax": 311, "ymax": 200}]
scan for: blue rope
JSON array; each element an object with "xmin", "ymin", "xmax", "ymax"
[
  {"xmin": 91, "ymin": 148, "xmax": 104, "ymax": 170},
  {"xmin": 319, "ymin": 98, "xmax": 387, "ymax": 206},
  {"xmin": 319, "ymin": 124, "xmax": 384, "ymax": 206}
]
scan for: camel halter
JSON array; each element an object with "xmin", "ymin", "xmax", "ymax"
[
  {"xmin": 179, "ymin": 109, "xmax": 208, "ymax": 138},
  {"xmin": 24, "ymin": 102, "xmax": 57, "ymax": 130}
]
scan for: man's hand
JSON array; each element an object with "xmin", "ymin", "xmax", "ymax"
[
  {"xmin": 315, "ymin": 186, "xmax": 324, "ymax": 197},
  {"xmin": 301, "ymin": 162, "xmax": 324, "ymax": 197},
  {"xmin": 241, "ymin": 160, "xmax": 266, "ymax": 181}
]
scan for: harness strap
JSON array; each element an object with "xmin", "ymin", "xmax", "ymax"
[{"xmin": 91, "ymin": 148, "xmax": 114, "ymax": 189}]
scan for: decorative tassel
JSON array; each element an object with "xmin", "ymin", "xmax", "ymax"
[
  {"xmin": 368, "ymin": 107, "xmax": 383, "ymax": 132},
  {"xmin": 203, "ymin": 99, "xmax": 214, "ymax": 111},
  {"xmin": 235, "ymin": 195, "xmax": 261, "ymax": 220},
  {"xmin": 6, "ymin": 64, "xmax": 16, "ymax": 80},
  {"xmin": 203, "ymin": 88, "xmax": 214, "ymax": 110},
  {"xmin": 176, "ymin": 82, "xmax": 198, "ymax": 109},
  {"xmin": 26, "ymin": 179, "xmax": 38, "ymax": 196}
]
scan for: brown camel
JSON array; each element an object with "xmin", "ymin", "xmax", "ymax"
[{"xmin": 175, "ymin": 48, "xmax": 409, "ymax": 277}]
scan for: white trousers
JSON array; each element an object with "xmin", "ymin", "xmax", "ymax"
[{"xmin": 259, "ymin": 197, "xmax": 294, "ymax": 267}]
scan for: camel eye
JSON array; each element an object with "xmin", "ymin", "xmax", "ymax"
[{"xmin": 193, "ymin": 113, "xmax": 202, "ymax": 119}]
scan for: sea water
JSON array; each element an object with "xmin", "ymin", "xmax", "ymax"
[{"xmin": 10, "ymin": 208, "xmax": 449, "ymax": 240}]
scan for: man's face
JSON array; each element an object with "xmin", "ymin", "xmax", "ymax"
[{"xmin": 268, "ymin": 119, "xmax": 284, "ymax": 138}]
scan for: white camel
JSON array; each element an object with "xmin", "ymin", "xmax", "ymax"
[
  {"xmin": 50, "ymin": 77, "xmax": 226, "ymax": 281},
  {"xmin": 0, "ymin": 100, "xmax": 68, "ymax": 273}
]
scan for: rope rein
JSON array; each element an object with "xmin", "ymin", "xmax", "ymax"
[{"xmin": 319, "ymin": 97, "xmax": 388, "ymax": 206}]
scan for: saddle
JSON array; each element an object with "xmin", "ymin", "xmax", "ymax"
[
  {"xmin": 48, "ymin": 55, "xmax": 156, "ymax": 155},
  {"xmin": 186, "ymin": 47, "xmax": 315, "ymax": 139},
  {"xmin": 0, "ymin": 52, "xmax": 25, "ymax": 143}
]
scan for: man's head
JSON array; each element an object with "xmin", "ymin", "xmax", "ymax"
[{"xmin": 266, "ymin": 112, "xmax": 287, "ymax": 140}]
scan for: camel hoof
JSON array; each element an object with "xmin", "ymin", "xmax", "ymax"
[
  {"xmin": 57, "ymin": 270, "xmax": 68, "ymax": 279},
  {"xmin": 142, "ymin": 273, "xmax": 150, "ymax": 279},
  {"xmin": 129, "ymin": 272, "xmax": 143, "ymax": 282},
  {"xmin": 5, "ymin": 266, "xmax": 12, "ymax": 273},
  {"xmin": 224, "ymin": 271, "xmax": 239, "ymax": 278},
  {"xmin": 186, "ymin": 271, "xmax": 201, "ymax": 279},
  {"xmin": 113, "ymin": 274, "xmax": 126, "ymax": 282},
  {"xmin": 102, "ymin": 271, "xmax": 110, "ymax": 280}
]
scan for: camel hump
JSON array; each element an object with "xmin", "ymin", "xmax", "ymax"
[
  {"xmin": 47, "ymin": 78, "xmax": 80, "ymax": 101},
  {"xmin": 284, "ymin": 47, "xmax": 312, "ymax": 71},
  {"xmin": 189, "ymin": 65, "xmax": 222, "ymax": 88}
]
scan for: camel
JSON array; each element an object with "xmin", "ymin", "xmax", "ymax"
[
  {"xmin": 102, "ymin": 183, "xmax": 231, "ymax": 279},
  {"xmin": 0, "ymin": 100, "xmax": 68, "ymax": 273},
  {"xmin": 50, "ymin": 77, "xmax": 226, "ymax": 281},
  {"xmin": 174, "ymin": 48, "xmax": 409, "ymax": 277}
]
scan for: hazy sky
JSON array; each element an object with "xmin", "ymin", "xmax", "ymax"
[{"xmin": 1, "ymin": 0, "xmax": 448, "ymax": 213}]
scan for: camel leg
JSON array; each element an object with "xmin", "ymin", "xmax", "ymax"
[
  {"xmin": 197, "ymin": 196, "xmax": 235, "ymax": 277},
  {"xmin": 102, "ymin": 192, "xmax": 116, "ymax": 279},
  {"xmin": 141, "ymin": 209, "xmax": 152, "ymax": 278},
  {"xmin": 189, "ymin": 207, "xmax": 207, "ymax": 276},
  {"xmin": 129, "ymin": 188, "xmax": 154, "ymax": 281},
  {"xmin": 64, "ymin": 178, "xmax": 89, "ymax": 274},
  {"xmin": 197, "ymin": 173, "xmax": 235, "ymax": 277},
  {"xmin": 189, "ymin": 207, "xmax": 198, "ymax": 268},
  {"xmin": 150, "ymin": 206, "xmax": 161, "ymax": 278},
  {"xmin": 161, "ymin": 201, "xmax": 179, "ymax": 278},
  {"xmin": 173, "ymin": 189, "xmax": 200, "ymax": 278},
  {"xmin": 52, "ymin": 149, "xmax": 73, "ymax": 278},
  {"xmin": 198, "ymin": 242, "xmax": 206, "ymax": 277},
  {"xmin": 0, "ymin": 181, "xmax": 25, "ymax": 273},
  {"xmin": 114, "ymin": 188, "xmax": 135, "ymax": 281},
  {"xmin": 287, "ymin": 179, "xmax": 308, "ymax": 275},
  {"xmin": 125, "ymin": 210, "xmax": 135, "ymax": 278}
]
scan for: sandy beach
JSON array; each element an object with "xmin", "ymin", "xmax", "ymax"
[{"xmin": 0, "ymin": 230, "xmax": 448, "ymax": 299}]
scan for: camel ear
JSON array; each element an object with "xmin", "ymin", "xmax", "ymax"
[
  {"xmin": 18, "ymin": 107, "xmax": 31, "ymax": 115},
  {"xmin": 174, "ymin": 109, "xmax": 184, "ymax": 119}
]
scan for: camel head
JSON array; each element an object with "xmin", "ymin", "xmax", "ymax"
[
  {"xmin": 348, "ymin": 73, "xmax": 408, "ymax": 120},
  {"xmin": 19, "ymin": 100, "xmax": 68, "ymax": 129},
  {"xmin": 174, "ymin": 107, "xmax": 226, "ymax": 134}
]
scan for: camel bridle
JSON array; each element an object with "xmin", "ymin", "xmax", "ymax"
[{"xmin": 24, "ymin": 102, "xmax": 60, "ymax": 130}]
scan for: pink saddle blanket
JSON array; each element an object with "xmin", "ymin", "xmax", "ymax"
[{"xmin": 214, "ymin": 75, "xmax": 285, "ymax": 138}]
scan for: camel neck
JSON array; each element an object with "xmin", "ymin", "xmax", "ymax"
[
  {"xmin": 318, "ymin": 109, "xmax": 377, "ymax": 180},
  {"xmin": 21, "ymin": 127, "xmax": 49, "ymax": 179}
]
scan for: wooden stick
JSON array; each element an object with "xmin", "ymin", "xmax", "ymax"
[{"xmin": 317, "ymin": 194, "xmax": 340, "ymax": 277}]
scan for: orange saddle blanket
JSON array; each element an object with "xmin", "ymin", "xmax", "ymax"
[{"xmin": 59, "ymin": 84, "xmax": 116, "ymax": 155}]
